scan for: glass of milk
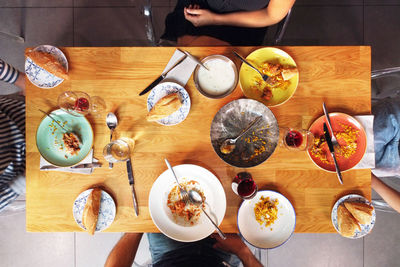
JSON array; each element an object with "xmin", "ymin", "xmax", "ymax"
[{"xmin": 194, "ymin": 55, "xmax": 238, "ymax": 98}]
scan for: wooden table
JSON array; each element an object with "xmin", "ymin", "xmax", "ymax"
[{"xmin": 26, "ymin": 46, "xmax": 371, "ymax": 233}]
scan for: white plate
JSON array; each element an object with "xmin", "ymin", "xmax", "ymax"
[
  {"xmin": 147, "ymin": 82, "xmax": 191, "ymax": 126},
  {"xmin": 73, "ymin": 189, "xmax": 116, "ymax": 232},
  {"xmin": 331, "ymin": 194, "xmax": 376, "ymax": 239},
  {"xmin": 237, "ymin": 190, "xmax": 296, "ymax": 249},
  {"xmin": 148, "ymin": 164, "xmax": 226, "ymax": 242},
  {"xmin": 25, "ymin": 45, "xmax": 68, "ymax": 89}
]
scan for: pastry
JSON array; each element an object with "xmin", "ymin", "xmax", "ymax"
[
  {"xmin": 281, "ymin": 68, "xmax": 298, "ymax": 80},
  {"xmin": 337, "ymin": 204, "xmax": 360, "ymax": 237},
  {"xmin": 344, "ymin": 202, "xmax": 374, "ymax": 225},
  {"xmin": 147, "ymin": 93, "xmax": 182, "ymax": 121},
  {"xmin": 82, "ymin": 188, "xmax": 102, "ymax": 235},
  {"xmin": 26, "ymin": 49, "xmax": 69, "ymax": 80}
]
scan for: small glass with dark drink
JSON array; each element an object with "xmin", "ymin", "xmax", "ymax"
[
  {"xmin": 281, "ymin": 127, "xmax": 314, "ymax": 151},
  {"xmin": 231, "ymin": 172, "xmax": 258, "ymax": 200}
]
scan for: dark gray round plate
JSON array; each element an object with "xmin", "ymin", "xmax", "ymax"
[{"xmin": 210, "ymin": 99, "xmax": 279, "ymax": 168}]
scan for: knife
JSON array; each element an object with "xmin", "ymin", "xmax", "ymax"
[
  {"xmin": 41, "ymin": 162, "xmax": 102, "ymax": 170},
  {"xmin": 324, "ymin": 123, "xmax": 343, "ymax": 185},
  {"xmin": 138, "ymin": 54, "xmax": 187, "ymax": 96},
  {"xmin": 126, "ymin": 159, "xmax": 139, "ymax": 216}
]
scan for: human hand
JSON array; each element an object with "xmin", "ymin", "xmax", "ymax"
[
  {"xmin": 211, "ymin": 233, "xmax": 249, "ymax": 256},
  {"xmin": 184, "ymin": 5, "xmax": 217, "ymax": 27}
]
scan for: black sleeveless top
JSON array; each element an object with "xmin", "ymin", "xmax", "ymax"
[{"xmin": 161, "ymin": 0, "xmax": 270, "ymax": 46}]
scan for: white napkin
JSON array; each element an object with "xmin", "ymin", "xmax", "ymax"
[
  {"xmin": 162, "ymin": 49, "xmax": 198, "ymax": 86},
  {"xmin": 354, "ymin": 115, "xmax": 375, "ymax": 169},
  {"xmin": 39, "ymin": 149, "xmax": 99, "ymax": 174}
]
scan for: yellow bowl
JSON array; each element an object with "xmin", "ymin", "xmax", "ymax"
[{"xmin": 239, "ymin": 47, "xmax": 299, "ymax": 107}]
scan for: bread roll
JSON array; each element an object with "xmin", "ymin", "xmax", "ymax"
[
  {"xmin": 337, "ymin": 204, "xmax": 360, "ymax": 237},
  {"xmin": 281, "ymin": 68, "xmax": 298, "ymax": 81},
  {"xmin": 82, "ymin": 188, "xmax": 102, "ymax": 235},
  {"xmin": 26, "ymin": 49, "xmax": 69, "ymax": 80},
  {"xmin": 147, "ymin": 93, "xmax": 182, "ymax": 121},
  {"xmin": 344, "ymin": 202, "xmax": 374, "ymax": 225}
]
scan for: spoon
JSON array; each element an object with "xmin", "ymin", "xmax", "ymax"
[
  {"xmin": 106, "ymin": 112, "xmax": 118, "ymax": 169},
  {"xmin": 220, "ymin": 116, "xmax": 263, "ymax": 154},
  {"xmin": 188, "ymin": 189, "xmax": 226, "ymax": 240}
]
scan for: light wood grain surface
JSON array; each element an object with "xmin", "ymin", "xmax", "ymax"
[{"xmin": 26, "ymin": 46, "xmax": 371, "ymax": 233}]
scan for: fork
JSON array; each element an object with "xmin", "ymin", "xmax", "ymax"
[
  {"xmin": 165, "ymin": 159, "xmax": 189, "ymax": 204},
  {"xmin": 233, "ymin": 51, "xmax": 271, "ymax": 83},
  {"xmin": 322, "ymin": 102, "xmax": 340, "ymax": 151}
]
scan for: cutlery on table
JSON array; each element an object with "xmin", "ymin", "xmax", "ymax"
[
  {"xmin": 39, "ymin": 109, "xmax": 69, "ymax": 133},
  {"xmin": 164, "ymin": 159, "xmax": 189, "ymax": 203},
  {"xmin": 106, "ymin": 112, "xmax": 118, "ymax": 169},
  {"xmin": 233, "ymin": 51, "xmax": 272, "ymax": 84},
  {"xmin": 41, "ymin": 162, "xmax": 102, "ymax": 170},
  {"xmin": 324, "ymin": 123, "xmax": 343, "ymax": 185},
  {"xmin": 127, "ymin": 158, "xmax": 139, "ymax": 216},
  {"xmin": 220, "ymin": 116, "xmax": 263, "ymax": 154},
  {"xmin": 139, "ymin": 54, "xmax": 188, "ymax": 96},
  {"xmin": 322, "ymin": 102, "xmax": 340, "ymax": 151},
  {"xmin": 178, "ymin": 49, "xmax": 209, "ymax": 70},
  {"xmin": 188, "ymin": 189, "xmax": 227, "ymax": 240}
]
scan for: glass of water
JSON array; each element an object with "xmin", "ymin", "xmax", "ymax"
[{"xmin": 103, "ymin": 139, "xmax": 131, "ymax": 163}]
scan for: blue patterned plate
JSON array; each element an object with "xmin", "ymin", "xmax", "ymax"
[
  {"xmin": 73, "ymin": 189, "xmax": 116, "ymax": 232},
  {"xmin": 147, "ymin": 82, "xmax": 191, "ymax": 126},
  {"xmin": 25, "ymin": 45, "xmax": 68, "ymax": 89},
  {"xmin": 331, "ymin": 194, "xmax": 376, "ymax": 239}
]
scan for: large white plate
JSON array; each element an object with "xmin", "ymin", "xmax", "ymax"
[
  {"xmin": 148, "ymin": 164, "xmax": 226, "ymax": 242},
  {"xmin": 147, "ymin": 82, "xmax": 191, "ymax": 126},
  {"xmin": 237, "ymin": 190, "xmax": 296, "ymax": 249},
  {"xmin": 25, "ymin": 45, "xmax": 68, "ymax": 89},
  {"xmin": 331, "ymin": 194, "xmax": 376, "ymax": 239},
  {"xmin": 73, "ymin": 188, "xmax": 116, "ymax": 233}
]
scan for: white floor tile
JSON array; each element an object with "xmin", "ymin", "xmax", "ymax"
[
  {"xmin": 75, "ymin": 232, "xmax": 123, "ymax": 267},
  {"xmin": 0, "ymin": 213, "xmax": 74, "ymax": 267}
]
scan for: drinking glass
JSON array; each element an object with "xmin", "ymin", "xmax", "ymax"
[
  {"xmin": 231, "ymin": 172, "xmax": 258, "ymax": 200},
  {"xmin": 103, "ymin": 139, "xmax": 131, "ymax": 163},
  {"xmin": 58, "ymin": 91, "xmax": 106, "ymax": 116},
  {"xmin": 281, "ymin": 127, "xmax": 314, "ymax": 151}
]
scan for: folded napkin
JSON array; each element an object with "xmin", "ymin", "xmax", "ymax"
[
  {"xmin": 354, "ymin": 115, "xmax": 375, "ymax": 169},
  {"xmin": 40, "ymin": 149, "xmax": 100, "ymax": 174},
  {"xmin": 162, "ymin": 49, "xmax": 198, "ymax": 86}
]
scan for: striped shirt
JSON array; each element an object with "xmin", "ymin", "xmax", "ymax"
[
  {"xmin": 0, "ymin": 59, "xmax": 19, "ymax": 84},
  {"xmin": 0, "ymin": 96, "xmax": 25, "ymax": 212}
]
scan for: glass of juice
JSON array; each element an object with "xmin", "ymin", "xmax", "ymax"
[
  {"xmin": 281, "ymin": 127, "xmax": 314, "ymax": 151},
  {"xmin": 231, "ymin": 172, "xmax": 258, "ymax": 200}
]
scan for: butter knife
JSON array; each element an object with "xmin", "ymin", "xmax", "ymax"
[
  {"xmin": 41, "ymin": 162, "xmax": 102, "ymax": 170},
  {"xmin": 324, "ymin": 123, "xmax": 343, "ymax": 185},
  {"xmin": 127, "ymin": 159, "xmax": 139, "ymax": 216},
  {"xmin": 138, "ymin": 54, "xmax": 187, "ymax": 96},
  {"xmin": 178, "ymin": 49, "xmax": 209, "ymax": 70}
]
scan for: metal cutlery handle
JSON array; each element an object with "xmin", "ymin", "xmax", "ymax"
[
  {"xmin": 201, "ymin": 207, "xmax": 226, "ymax": 240},
  {"xmin": 233, "ymin": 51, "xmax": 262, "ymax": 75},
  {"xmin": 127, "ymin": 160, "xmax": 139, "ymax": 216},
  {"xmin": 322, "ymin": 103, "xmax": 335, "ymax": 136},
  {"xmin": 234, "ymin": 116, "xmax": 262, "ymax": 142},
  {"xmin": 165, "ymin": 159, "xmax": 184, "ymax": 191},
  {"xmin": 109, "ymin": 130, "xmax": 114, "ymax": 169},
  {"xmin": 331, "ymin": 153, "xmax": 343, "ymax": 184}
]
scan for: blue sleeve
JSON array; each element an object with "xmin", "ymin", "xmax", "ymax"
[{"xmin": 0, "ymin": 59, "xmax": 19, "ymax": 84}]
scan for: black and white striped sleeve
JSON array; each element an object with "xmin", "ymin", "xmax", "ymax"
[{"xmin": 0, "ymin": 59, "xmax": 19, "ymax": 84}]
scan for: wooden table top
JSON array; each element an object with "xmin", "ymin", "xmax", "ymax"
[{"xmin": 26, "ymin": 46, "xmax": 371, "ymax": 233}]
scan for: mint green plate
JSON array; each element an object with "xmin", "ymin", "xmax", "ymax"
[{"xmin": 36, "ymin": 109, "xmax": 93, "ymax": 167}]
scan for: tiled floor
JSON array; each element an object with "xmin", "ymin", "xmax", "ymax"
[{"xmin": 1, "ymin": 0, "xmax": 400, "ymax": 266}]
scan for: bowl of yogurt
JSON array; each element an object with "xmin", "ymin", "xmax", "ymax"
[{"xmin": 194, "ymin": 55, "xmax": 238, "ymax": 99}]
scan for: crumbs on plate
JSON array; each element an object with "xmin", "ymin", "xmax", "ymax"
[{"xmin": 254, "ymin": 196, "xmax": 279, "ymax": 228}]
